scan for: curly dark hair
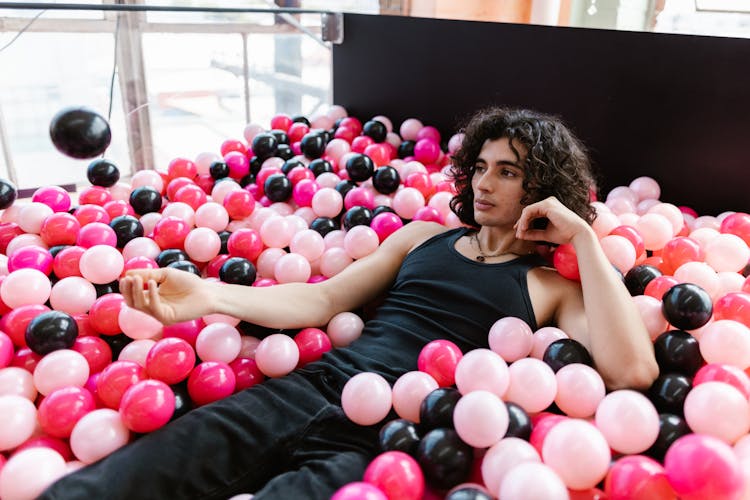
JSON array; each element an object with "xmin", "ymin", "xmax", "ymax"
[{"xmin": 449, "ymin": 107, "xmax": 597, "ymax": 227}]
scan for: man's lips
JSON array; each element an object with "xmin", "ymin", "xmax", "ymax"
[{"xmin": 474, "ymin": 199, "xmax": 494, "ymax": 210}]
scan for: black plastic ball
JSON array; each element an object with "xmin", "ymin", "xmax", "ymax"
[
  {"xmin": 662, "ymin": 283, "xmax": 713, "ymax": 330},
  {"xmin": 219, "ymin": 257, "xmax": 257, "ymax": 286},
  {"xmin": 170, "ymin": 382, "xmax": 194, "ymax": 421},
  {"xmin": 645, "ymin": 413, "xmax": 691, "ymax": 462},
  {"xmin": 372, "ymin": 165, "xmax": 401, "ymax": 194},
  {"xmin": 379, "ymin": 418, "xmax": 421, "ymax": 456},
  {"xmin": 446, "ymin": 487, "xmax": 493, "ymax": 500},
  {"xmin": 264, "ymin": 174, "xmax": 293, "ymax": 203},
  {"xmin": 624, "ymin": 264, "xmax": 662, "ymax": 296},
  {"xmin": 419, "ymin": 387, "xmax": 461, "ymax": 431},
  {"xmin": 542, "ymin": 338, "xmax": 594, "ymax": 372},
  {"xmin": 373, "ymin": 205, "xmax": 396, "ymax": 217},
  {"xmin": 49, "ymin": 106, "xmax": 111, "ymax": 159},
  {"xmin": 308, "ymin": 159, "xmax": 334, "ymax": 177},
  {"xmin": 218, "ymin": 230, "xmax": 231, "ymax": 254},
  {"xmin": 168, "ymin": 260, "xmax": 201, "ymax": 276},
  {"xmin": 300, "ymin": 132, "xmax": 327, "ymax": 159},
  {"xmin": 156, "ymin": 249, "xmax": 189, "ymax": 268},
  {"xmin": 345, "ymin": 154, "xmax": 375, "ymax": 182},
  {"xmin": 343, "ymin": 206, "xmax": 373, "ymax": 231},
  {"xmin": 101, "ymin": 333, "xmax": 132, "ymax": 360},
  {"xmin": 209, "ymin": 161, "xmax": 230, "ymax": 179},
  {"xmin": 417, "ymin": 428, "xmax": 473, "ymax": 490},
  {"xmin": 239, "ymin": 173, "xmax": 255, "ymax": 188},
  {"xmin": 129, "ymin": 186, "xmax": 163, "ymax": 215},
  {"xmin": 86, "ymin": 159, "xmax": 120, "ymax": 187},
  {"xmin": 25, "ymin": 311, "xmax": 78, "ymax": 355},
  {"xmin": 276, "ymin": 144, "xmax": 294, "ymax": 161},
  {"xmin": 281, "ymin": 159, "xmax": 306, "ymax": 175},
  {"xmin": 269, "ymin": 129, "xmax": 289, "ymax": 145},
  {"xmin": 398, "ymin": 140, "xmax": 416, "ymax": 159},
  {"xmin": 309, "ymin": 217, "xmax": 339, "ymax": 237},
  {"xmin": 504, "ymin": 401, "xmax": 532, "ymax": 440},
  {"xmin": 249, "ymin": 156, "xmax": 262, "ymax": 175},
  {"xmin": 654, "ymin": 330, "xmax": 703, "ymax": 377},
  {"xmin": 647, "ymin": 373, "xmax": 692, "ymax": 415},
  {"xmin": 94, "ymin": 281, "xmax": 120, "ymax": 297},
  {"xmin": 292, "ymin": 115, "xmax": 310, "ymax": 125},
  {"xmin": 251, "ymin": 133, "xmax": 278, "ymax": 161},
  {"xmin": 48, "ymin": 245, "xmax": 69, "ymax": 258},
  {"xmin": 362, "ymin": 120, "xmax": 387, "ymax": 143},
  {"xmin": 0, "ymin": 178, "xmax": 17, "ymax": 210},
  {"xmin": 109, "ymin": 215, "xmax": 144, "ymax": 248},
  {"xmin": 335, "ymin": 180, "xmax": 358, "ymax": 200}
]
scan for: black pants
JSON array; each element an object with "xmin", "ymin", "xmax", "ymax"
[{"xmin": 39, "ymin": 364, "xmax": 380, "ymax": 500}]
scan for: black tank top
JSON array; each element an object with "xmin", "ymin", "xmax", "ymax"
[{"xmin": 314, "ymin": 227, "xmax": 546, "ymax": 384}]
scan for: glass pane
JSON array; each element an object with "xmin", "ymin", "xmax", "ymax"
[
  {"xmin": 0, "ymin": 0, "xmax": 105, "ymax": 20},
  {"xmin": 0, "ymin": 33, "xmax": 130, "ymax": 189}
]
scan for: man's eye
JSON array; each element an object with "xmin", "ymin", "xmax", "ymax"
[
  {"xmin": 502, "ymin": 169, "xmax": 517, "ymax": 177},
  {"xmin": 474, "ymin": 165, "xmax": 486, "ymax": 173}
]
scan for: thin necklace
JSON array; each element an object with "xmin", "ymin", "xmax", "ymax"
[{"xmin": 471, "ymin": 231, "xmax": 515, "ymax": 262}]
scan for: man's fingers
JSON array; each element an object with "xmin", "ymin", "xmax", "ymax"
[
  {"xmin": 131, "ymin": 275, "xmax": 149, "ymax": 311},
  {"xmin": 125, "ymin": 268, "xmax": 169, "ymax": 284}
]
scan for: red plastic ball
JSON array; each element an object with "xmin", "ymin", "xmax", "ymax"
[
  {"xmin": 104, "ymin": 200, "xmax": 134, "ymax": 219},
  {"xmin": 152, "ymin": 216, "xmax": 191, "ymax": 250},
  {"xmin": 166, "ymin": 177, "xmax": 195, "ymax": 201},
  {"xmin": 11, "ymin": 347, "xmax": 42, "ymax": 373},
  {"xmin": 364, "ymin": 143, "xmax": 391, "ymax": 167},
  {"xmin": 405, "ymin": 172, "xmax": 434, "ymax": 199},
  {"xmin": 40, "ymin": 212, "xmax": 80, "ymax": 246},
  {"xmin": 660, "ymin": 236, "xmax": 703, "ymax": 275},
  {"xmin": 220, "ymin": 139, "xmax": 247, "ymax": 157},
  {"xmin": 1, "ymin": 304, "xmax": 51, "ymax": 347},
  {"xmin": 74, "ymin": 204, "xmax": 110, "ymax": 226},
  {"xmin": 644, "ymin": 276, "xmax": 680, "ymax": 300},
  {"xmin": 529, "ymin": 413, "xmax": 568, "ymax": 455},
  {"xmin": 38, "ymin": 386, "xmax": 96, "ymax": 438},
  {"xmin": 351, "ymin": 136, "xmax": 374, "ymax": 154},
  {"xmin": 146, "ymin": 337, "xmax": 196, "ymax": 385},
  {"xmin": 720, "ymin": 212, "xmax": 750, "ymax": 246},
  {"xmin": 162, "ymin": 318, "xmax": 205, "ymax": 347},
  {"xmin": 417, "ymin": 339, "xmax": 463, "ymax": 387},
  {"xmin": 167, "ymin": 158, "xmax": 198, "ymax": 180},
  {"xmin": 119, "ymin": 379, "xmax": 175, "ymax": 433},
  {"xmin": 187, "ymin": 361, "xmax": 236, "ymax": 406},
  {"xmin": 288, "ymin": 123, "xmax": 310, "ymax": 143},
  {"xmin": 72, "ymin": 336, "xmax": 113, "ymax": 374},
  {"xmin": 288, "ymin": 166, "xmax": 316, "ymax": 187},
  {"xmin": 229, "ymin": 357, "xmax": 265, "ymax": 392},
  {"xmin": 174, "ymin": 184, "xmax": 208, "ymax": 211},
  {"xmin": 123, "ymin": 256, "xmax": 159, "ymax": 273},
  {"xmin": 553, "ymin": 243, "xmax": 580, "ymax": 281},
  {"xmin": 97, "ymin": 360, "xmax": 147, "ymax": 409},
  {"xmin": 604, "ymin": 455, "xmax": 675, "ymax": 500},
  {"xmin": 0, "ymin": 223, "xmax": 25, "ymax": 253},
  {"xmin": 53, "ymin": 245, "xmax": 85, "ymax": 278},
  {"xmin": 78, "ymin": 186, "xmax": 112, "ymax": 206},
  {"xmin": 223, "ymin": 190, "xmax": 255, "ymax": 220},
  {"xmin": 88, "ymin": 293, "xmax": 125, "ymax": 335},
  {"xmin": 73, "ymin": 313, "xmax": 97, "ymax": 337},
  {"xmin": 339, "ymin": 117, "xmax": 363, "ymax": 136},
  {"xmin": 334, "ymin": 126, "xmax": 356, "ymax": 143},
  {"xmin": 714, "ymin": 292, "xmax": 750, "ymax": 327},
  {"xmin": 14, "ymin": 435, "xmax": 73, "ymax": 461},
  {"xmin": 270, "ymin": 114, "xmax": 293, "ymax": 132},
  {"xmin": 294, "ymin": 328, "xmax": 332, "ymax": 367},
  {"xmin": 694, "ymin": 363, "xmax": 750, "ymax": 399},
  {"xmin": 227, "ymin": 229, "xmax": 264, "ymax": 261},
  {"xmin": 363, "ymin": 451, "xmax": 425, "ymax": 500},
  {"xmin": 205, "ymin": 254, "xmax": 232, "ymax": 279}
]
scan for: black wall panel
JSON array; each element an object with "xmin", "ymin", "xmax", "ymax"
[{"xmin": 333, "ymin": 13, "xmax": 750, "ymax": 215}]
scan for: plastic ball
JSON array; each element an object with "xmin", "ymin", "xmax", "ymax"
[
  {"xmin": 0, "ymin": 447, "xmax": 66, "ymax": 500},
  {"xmin": 554, "ymin": 363, "xmax": 606, "ymax": 418},
  {"xmin": 379, "ymin": 418, "xmax": 421, "ymax": 455},
  {"xmin": 220, "ymin": 257, "xmax": 257, "ymax": 286},
  {"xmin": 254, "ymin": 334, "xmax": 299, "ymax": 378},
  {"xmin": 542, "ymin": 338, "xmax": 593, "ymax": 372},
  {"xmin": 49, "ymin": 107, "xmax": 111, "ymax": 159},
  {"xmin": 38, "ymin": 386, "xmax": 95, "ymax": 438},
  {"xmin": 341, "ymin": 372, "xmax": 392, "ymax": 426},
  {"xmin": 40, "ymin": 212, "xmax": 80, "ymax": 246},
  {"xmin": 25, "ymin": 310, "xmax": 78, "ymax": 355},
  {"xmin": 488, "ymin": 317, "xmax": 533, "ymax": 362},
  {"xmin": 86, "ymin": 159, "xmax": 120, "ymax": 187},
  {"xmin": 69, "ymin": 408, "xmax": 130, "ymax": 464},
  {"xmin": 453, "ymin": 348, "xmax": 509, "ymax": 398},
  {"xmin": 661, "ymin": 283, "xmax": 713, "ymax": 330},
  {"xmin": 119, "ymin": 379, "xmax": 175, "ymax": 433},
  {"xmin": 332, "ymin": 482, "xmax": 387, "ymax": 500},
  {"xmin": 417, "ymin": 428, "xmax": 473, "ymax": 491},
  {"xmin": 683, "ymin": 381, "xmax": 750, "ymax": 443},
  {"xmin": 645, "ymin": 413, "xmax": 691, "ymax": 462},
  {"xmin": 187, "ymin": 361, "xmax": 236, "ymax": 406},
  {"xmin": 553, "ymin": 243, "xmax": 580, "ymax": 281},
  {"xmin": 129, "ymin": 186, "xmax": 162, "ymax": 215},
  {"xmin": 542, "ymin": 418, "xmax": 611, "ymax": 490},
  {"xmin": 647, "ymin": 373, "xmax": 692, "ymax": 414},
  {"xmin": 0, "ymin": 179, "xmax": 17, "ymax": 210},
  {"xmin": 420, "ymin": 387, "xmax": 461, "ymax": 431},
  {"xmin": 363, "ymin": 451, "xmax": 424, "ymax": 500},
  {"xmin": 109, "ymin": 215, "xmax": 144, "ymax": 248},
  {"xmin": 624, "ymin": 264, "xmax": 662, "ymax": 296},
  {"xmin": 417, "ymin": 339, "xmax": 463, "ymax": 387},
  {"xmin": 453, "ymin": 390, "xmax": 508, "ymax": 448},
  {"xmin": 595, "ymin": 390, "xmax": 660, "ymax": 454},
  {"xmin": 33, "ymin": 349, "xmax": 90, "ymax": 396},
  {"xmin": 0, "ymin": 395, "xmax": 37, "ymax": 450},
  {"xmin": 504, "ymin": 357, "xmax": 557, "ymax": 414},
  {"xmin": 300, "ymin": 132, "xmax": 327, "ymax": 159},
  {"xmin": 481, "ymin": 437, "xmax": 540, "ymax": 496}
]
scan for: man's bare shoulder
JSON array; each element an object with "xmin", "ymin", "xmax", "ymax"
[{"xmin": 398, "ymin": 221, "xmax": 453, "ymax": 253}]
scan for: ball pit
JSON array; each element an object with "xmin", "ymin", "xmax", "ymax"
[{"xmin": 2, "ymin": 105, "xmax": 750, "ymax": 499}]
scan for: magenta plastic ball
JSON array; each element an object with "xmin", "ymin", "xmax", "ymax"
[
  {"xmin": 146, "ymin": 337, "xmax": 196, "ymax": 384},
  {"xmin": 294, "ymin": 328, "xmax": 332, "ymax": 367},
  {"xmin": 38, "ymin": 386, "xmax": 95, "ymax": 438},
  {"xmin": 7, "ymin": 245, "xmax": 53, "ymax": 274},
  {"xmin": 76, "ymin": 222, "xmax": 117, "ymax": 248},
  {"xmin": 363, "ymin": 451, "xmax": 424, "ymax": 500},
  {"xmin": 331, "ymin": 482, "xmax": 387, "ymax": 500},
  {"xmin": 417, "ymin": 339, "xmax": 463, "ymax": 387},
  {"xmin": 32, "ymin": 186, "xmax": 72, "ymax": 212},
  {"xmin": 344, "ymin": 187, "xmax": 375, "ymax": 211},
  {"xmin": 292, "ymin": 179, "xmax": 320, "ymax": 207},
  {"xmin": 119, "ymin": 379, "xmax": 175, "ymax": 433},
  {"xmin": 370, "ymin": 212, "xmax": 403, "ymax": 242},
  {"xmin": 187, "ymin": 361, "xmax": 236, "ymax": 406}
]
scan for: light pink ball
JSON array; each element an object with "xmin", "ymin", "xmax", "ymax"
[
  {"xmin": 694, "ymin": 215, "xmax": 720, "ymax": 230},
  {"xmin": 195, "ymin": 202, "xmax": 230, "ymax": 232},
  {"xmin": 427, "ymin": 191, "xmax": 453, "ymax": 218},
  {"xmin": 488, "ymin": 317, "xmax": 534, "ymax": 362},
  {"xmin": 326, "ymin": 105, "xmax": 348, "ymax": 121},
  {"xmin": 18, "ymin": 202, "xmax": 54, "ymax": 234},
  {"xmin": 1, "ymin": 268, "xmax": 51, "ymax": 308},
  {"xmin": 1, "ymin": 203, "xmax": 21, "ymax": 223},
  {"xmin": 595, "ymin": 389, "xmax": 660, "ymax": 454},
  {"xmin": 80, "ymin": 245, "xmax": 124, "ymax": 285},
  {"xmin": 684, "ymin": 381, "xmax": 750, "ymax": 444},
  {"xmin": 637, "ymin": 199, "xmax": 661, "ymax": 215},
  {"xmin": 256, "ymin": 248, "xmax": 287, "ymax": 279},
  {"xmin": 0, "ymin": 367, "xmax": 37, "ymax": 401},
  {"xmin": 118, "ymin": 339, "xmax": 156, "ymax": 367},
  {"xmin": 238, "ymin": 336, "xmax": 261, "ymax": 359},
  {"xmin": 311, "ymin": 188, "xmax": 343, "ymax": 218},
  {"xmin": 399, "ymin": 118, "xmax": 424, "ymax": 141},
  {"xmin": 50, "ymin": 276, "xmax": 97, "ymax": 315},
  {"xmin": 498, "ymin": 462, "xmax": 569, "ymax": 500},
  {"xmin": 674, "ymin": 261, "xmax": 720, "ymax": 299},
  {"xmin": 635, "ymin": 213, "xmax": 673, "ymax": 251},
  {"xmin": 600, "ymin": 234, "xmax": 637, "ymax": 273},
  {"xmin": 211, "ymin": 179, "xmax": 242, "ymax": 205},
  {"xmin": 196, "ymin": 322, "xmax": 241, "ymax": 364},
  {"xmin": 341, "ymin": 372, "xmax": 392, "ymax": 426},
  {"xmin": 243, "ymin": 123, "xmax": 264, "ymax": 143},
  {"xmin": 122, "ymin": 236, "xmax": 161, "ymax": 261},
  {"xmin": 255, "ymin": 334, "xmax": 299, "ymax": 378},
  {"xmin": 704, "ymin": 233, "xmax": 750, "ymax": 273},
  {"xmin": 260, "ymin": 216, "xmax": 295, "ymax": 249},
  {"xmin": 131, "ymin": 170, "xmax": 164, "ymax": 192},
  {"xmin": 629, "ymin": 176, "xmax": 661, "ymax": 201},
  {"xmin": 140, "ymin": 213, "xmax": 164, "ymax": 234},
  {"xmin": 274, "ymin": 253, "xmax": 312, "ymax": 284},
  {"xmin": 324, "ymin": 230, "xmax": 346, "ymax": 249},
  {"xmin": 554, "ymin": 363, "xmax": 605, "ymax": 418},
  {"xmin": 324, "ymin": 139, "xmax": 351, "ymax": 163},
  {"xmin": 290, "ymin": 229, "xmax": 325, "ymax": 262},
  {"xmin": 184, "ymin": 227, "xmax": 221, "ymax": 262},
  {"xmin": 195, "ymin": 151, "xmax": 220, "ymax": 175},
  {"xmin": 530, "ymin": 327, "xmax": 569, "ymax": 359},
  {"xmin": 316, "ymin": 172, "xmax": 342, "ymax": 189},
  {"xmin": 481, "ymin": 437, "xmax": 540, "ymax": 495},
  {"xmin": 392, "ymin": 188, "xmax": 425, "ymax": 220},
  {"xmin": 119, "ymin": 305, "xmax": 163, "ymax": 340},
  {"xmin": 689, "ymin": 227, "xmax": 720, "ymax": 249},
  {"xmin": 448, "ymin": 133, "xmax": 464, "ymax": 155},
  {"xmin": 33, "ymin": 349, "xmax": 90, "ymax": 396},
  {"xmin": 0, "ymin": 395, "xmax": 37, "ymax": 450},
  {"xmin": 605, "ymin": 197, "xmax": 636, "ymax": 216},
  {"xmin": 319, "ymin": 247, "xmax": 353, "ymax": 278},
  {"xmin": 391, "ymin": 371, "xmax": 438, "ymax": 423},
  {"xmin": 271, "ymin": 203, "xmax": 295, "ymax": 217},
  {"xmin": 70, "ymin": 408, "xmax": 130, "ymax": 464},
  {"xmin": 699, "ymin": 320, "xmax": 750, "ymax": 369},
  {"xmin": 606, "ymin": 186, "xmax": 639, "ymax": 205},
  {"xmin": 454, "ymin": 348, "xmax": 509, "ymax": 398},
  {"xmin": 647, "ymin": 203, "xmax": 684, "ymax": 236},
  {"xmin": 504, "ymin": 358, "xmax": 557, "ymax": 414},
  {"xmin": 327, "ymin": 312, "xmax": 364, "ymax": 347},
  {"xmin": 632, "ymin": 295, "xmax": 669, "ymax": 340},
  {"xmin": 284, "ymin": 214, "xmax": 307, "ymax": 233},
  {"xmin": 108, "ymin": 182, "xmax": 132, "ymax": 202},
  {"xmin": 344, "ymin": 226, "xmax": 380, "ymax": 260},
  {"xmin": 386, "ymin": 132, "xmax": 402, "ymax": 149},
  {"xmin": 454, "ymin": 390, "xmax": 509, "ymax": 448},
  {"xmin": 541, "ymin": 419, "xmax": 611, "ymax": 490},
  {"xmin": 717, "ymin": 272, "xmax": 745, "ymax": 296},
  {"xmin": 6, "ymin": 234, "xmax": 48, "ymax": 257},
  {"xmin": 0, "ymin": 447, "xmax": 66, "ymax": 500}
]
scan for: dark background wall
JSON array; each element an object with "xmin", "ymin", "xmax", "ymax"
[{"xmin": 332, "ymin": 13, "xmax": 750, "ymax": 216}]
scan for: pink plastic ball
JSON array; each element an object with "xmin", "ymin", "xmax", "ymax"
[
  {"xmin": 69, "ymin": 408, "xmax": 130, "ymax": 464},
  {"xmin": 187, "ymin": 361, "xmax": 236, "ymax": 406},
  {"xmin": 254, "ymin": 334, "xmax": 300, "ymax": 378},
  {"xmin": 391, "ymin": 371, "xmax": 438, "ymax": 423},
  {"xmin": 629, "ymin": 176, "xmax": 661, "ymax": 201},
  {"xmin": 674, "ymin": 261, "xmax": 720, "ymax": 299},
  {"xmin": 33, "ymin": 185, "xmax": 72, "ymax": 212},
  {"xmin": 542, "ymin": 419, "xmax": 611, "ymax": 490},
  {"xmin": 119, "ymin": 379, "xmax": 175, "ymax": 433},
  {"xmin": 0, "ymin": 395, "xmax": 37, "ymax": 451},
  {"xmin": 704, "ymin": 233, "xmax": 750, "ymax": 273},
  {"xmin": 344, "ymin": 225, "xmax": 380, "ymax": 260},
  {"xmin": 162, "ymin": 201, "xmax": 196, "ymax": 227},
  {"xmin": 488, "ymin": 317, "xmax": 534, "ymax": 362},
  {"xmin": 392, "ymin": 187, "xmax": 425, "ymax": 220},
  {"xmin": 196, "ymin": 322, "xmax": 241, "ymax": 364},
  {"xmin": 7, "ymin": 245, "xmax": 53, "ymax": 274},
  {"xmin": 481, "ymin": 437, "xmax": 540, "ymax": 496},
  {"xmin": 504, "ymin": 358, "xmax": 557, "ymax": 413},
  {"xmin": 327, "ymin": 312, "xmax": 364, "ymax": 347},
  {"xmin": 454, "ymin": 348, "xmax": 509, "ymax": 398},
  {"xmin": 38, "ymin": 386, "xmax": 95, "ymax": 438},
  {"xmin": 344, "ymin": 187, "xmax": 375, "ymax": 211},
  {"xmin": 341, "ymin": 372, "xmax": 392, "ymax": 426},
  {"xmin": 699, "ymin": 320, "xmax": 750, "ymax": 369},
  {"xmin": 600, "ymin": 234, "xmax": 637, "ymax": 273},
  {"xmin": 146, "ymin": 337, "xmax": 196, "ymax": 384},
  {"xmin": 49, "ymin": 276, "xmax": 97, "ymax": 315},
  {"xmin": 454, "ymin": 390, "xmax": 509, "ymax": 448},
  {"xmin": 594, "ymin": 389, "xmax": 659, "ymax": 454},
  {"xmin": 290, "ymin": 229, "xmax": 326, "ymax": 262},
  {"xmin": 683, "ymin": 381, "xmax": 750, "ymax": 444},
  {"xmin": 319, "ymin": 247, "xmax": 353, "ymax": 278},
  {"xmin": 118, "ymin": 339, "xmax": 156, "ymax": 367},
  {"xmin": 332, "ymin": 482, "xmax": 387, "ymax": 500},
  {"xmin": 417, "ymin": 339, "xmax": 463, "ymax": 387},
  {"xmin": 17, "ymin": 202, "xmax": 53, "ymax": 234},
  {"xmin": 1, "ymin": 268, "xmax": 51, "ymax": 308},
  {"xmin": 0, "ymin": 332, "xmax": 13, "ymax": 368},
  {"xmin": 260, "ymin": 216, "xmax": 296, "ymax": 249},
  {"xmin": 0, "ymin": 366, "xmax": 36, "ymax": 400},
  {"xmin": 79, "ymin": 245, "xmax": 124, "ymax": 284},
  {"xmin": 195, "ymin": 202, "xmax": 230, "ymax": 232},
  {"xmin": 499, "ymin": 462, "xmax": 569, "ymax": 500},
  {"xmin": 632, "ymin": 295, "xmax": 669, "ymax": 340},
  {"xmin": 76, "ymin": 221, "xmax": 117, "ymax": 248},
  {"xmin": 399, "ymin": 118, "xmax": 424, "ymax": 141},
  {"xmin": 0, "ymin": 447, "xmax": 66, "ymax": 500},
  {"xmin": 554, "ymin": 363, "xmax": 605, "ymax": 418},
  {"xmin": 274, "ymin": 253, "xmax": 312, "ymax": 284},
  {"xmin": 122, "ymin": 236, "xmax": 161, "ymax": 261},
  {"xmin": 604, "ymin": 455, "xmax": 675, "ymax": 500},
  {"xmin": 363, "ymin": 451, "xmax": 424, "ymax": 500},
  {"xmin": 370, "ymin": 212, "xmax": 404, "ymax": 242},
  {"xmin": 635, "ymin": 213, "xmax": 673, "ymax": 251},
  {"xmin": 184, "ymin": 227, "xmax": 221, "ymax": 262},
  {"xmin": 118, "ymin": 305, "xmax": 163, "ymax": 340},
  {"xmin": 33, "ymin": 349, "xmax": 90, "ymax": 396}
]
